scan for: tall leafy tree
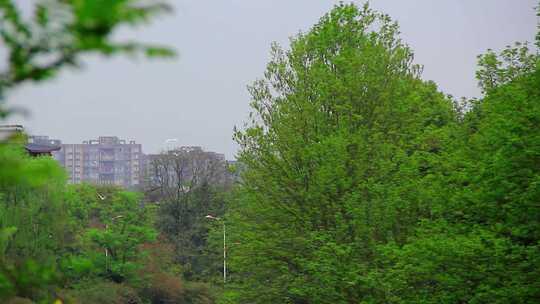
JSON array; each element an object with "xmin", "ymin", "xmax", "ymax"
[
  {"xmin": 224, "ymin": 3, "xmax": 540, "ymax": 303},
  {"xmin": 147, "ymin": 148, "xmax": 231, "ymax": 280},
  {"xmin": 370, "ymin": 40, "xmax": 540, "ymax": 304},
  {"xmin": 227, "ymin": 3, "xmax": 456, "ymax": 303}
]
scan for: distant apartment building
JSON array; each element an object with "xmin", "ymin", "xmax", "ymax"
[
  {"xmin": 0, "ymin": 124, "xmax": 24, "ymax": 141},
  {"xmin": 46, "ymin": 136, "xmax": 143, "ymax": 188}
]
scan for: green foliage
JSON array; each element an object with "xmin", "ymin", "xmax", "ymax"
[
  {"xmin": 0, "ymin": 1, "xmax": 537, "ymax": 303},
  {"xmin": 0, "ymin": 143, "xmax": 70, "ymax": 303},
  {"xmin": 152, "ymin": 160, "xmax": 229, "ymax": 282},
  {"xmin": 0, "ymin": 141, "xmax": 66, "ymax": 188},
  {"xmin": 0, "ymin": 144, "xmax": 69, "ymax": 261},
  {"xmin": 157, "ymin": 183, "xmax": 228, "ymax": 281},
  {"xmin": 0, "ymin": 135, "xmax": 218, "ymax": 302},
  {"xmin": 182, "ymin": 282, "xmax": 215, "ymax": 304},
  {"xmin": 66, "ymin": 281, "xmax": 142, "ymax": 304},
  {"xmin": 141, "ymin": 271, "xmax": 185, "ymax": 303},
  {"xmin": 228, "ymin": 3, "xmax": 455, "ymax": 303},
  {"xmin": 462, "ymin": 53, "xmax": 540, "ymax": 243},
  {"xmin": 60, "ymin": 186, "xmax": 158, "ymax": 286},
  {"xmin": 60, "ymin": 256, "xmax": 95, "ymax": 281},
  {"xmin": 0, "ymin": 146, "xmax": 190, "ymax": 302},
  {"xmin": 476, "ymin": 42, "xmax": 537, "ymax": 94},
  {"xmin": 371, "ymin": 223, "xmax": 539, "ymax": 303},
  {"xmin": 0, "ymin": 1, "xmax": 208, "ymax": 302},
  {"xmin": 84, "ymin": 224, "xmax": 157, "ymax": 283},
  {"xmin": 225, "ymin": 2, "xmax": 540, "ymax": 303},
  {"xmin": 0, "ymin": 173, "xmax": 194, "ymax": 302}
]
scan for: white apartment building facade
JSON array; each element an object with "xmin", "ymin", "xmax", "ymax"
[{"xmin": 49, "ymin": 136, "xmax": 142, "ymax": 188}]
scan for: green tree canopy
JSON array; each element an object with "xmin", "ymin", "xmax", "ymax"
[
  {"xmin": 224, "ymin": 2, "xmax": 540, "ymax": 303},
  {"xmin": 228, "ymin": 3, "xmax": 456, "ymax": 303}
]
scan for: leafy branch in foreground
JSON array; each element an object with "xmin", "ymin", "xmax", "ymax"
[{"xmin": 0, "ymin": 0, "xmax": 175, "ymax": 100}]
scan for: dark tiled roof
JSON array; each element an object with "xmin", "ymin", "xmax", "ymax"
[{"xmin": 25, "ymin": 143, "xmax": 61, "ymax": 153}]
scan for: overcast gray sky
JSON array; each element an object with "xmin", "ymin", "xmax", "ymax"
[{"xmin": 6, "ymin": 0, "xmax": 538, "ymax": 159}]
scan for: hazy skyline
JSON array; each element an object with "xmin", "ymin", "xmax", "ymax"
[{"xmin": 7, "ymin": 0, "xmax": 538, "ymax": 159}]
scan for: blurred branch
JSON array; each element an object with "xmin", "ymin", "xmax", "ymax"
[{"xmin": 0, "ymin": 0, "xmax": 176, "ymax": 97}]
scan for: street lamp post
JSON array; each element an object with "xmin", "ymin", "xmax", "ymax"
[{"xmin": 205, "ymin": 214, "xmax": 226, "ymax": 283}]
